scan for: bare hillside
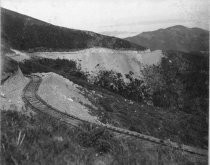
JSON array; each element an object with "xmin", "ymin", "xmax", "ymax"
[{"xmin": 29, "ymin": 48, "xmax": 163, "ymax": 78}]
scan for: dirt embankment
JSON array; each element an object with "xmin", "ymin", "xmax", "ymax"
[{"xmin": 36, "ymin": 72, "xmax": 99, "ymax": 123}]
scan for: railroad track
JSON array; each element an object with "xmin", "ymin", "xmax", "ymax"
[{"xmin": 22, "ymin": 75, "xmax": 208, "ymax": 156}]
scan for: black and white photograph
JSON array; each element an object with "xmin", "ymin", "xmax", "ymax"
[{"xmin": 0, "ymin": 0, "xmax": 209, "ymax": 164}]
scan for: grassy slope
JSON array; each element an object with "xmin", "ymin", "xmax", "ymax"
[
  {"xmin": 1, "ymin": 110, "xmax": 207, "ymax": 165},
  {"xmin": 75, "ymin": 77, "xmax": 208, "ymax": 148},
  {"xmin": 1, "ymin": 8, "xmax": 145, "ymax": 51}
]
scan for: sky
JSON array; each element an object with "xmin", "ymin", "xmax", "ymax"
[{"xmin": 1, "ymin": 0, "xmax": 209, "ymax": 38}]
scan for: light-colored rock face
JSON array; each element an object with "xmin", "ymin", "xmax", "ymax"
[
  {"xmin": 36, "ymin": 72, "xmax": 99, "ymax": 123},
  {"xmin": 0, "ymin": 67, "xmax": 29, "ymax": 111},
  {"xmin": 30, "ymin": 47, "xmax": 164, "ymax": 78}
]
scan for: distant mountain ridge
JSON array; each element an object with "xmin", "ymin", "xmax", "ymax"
[
  {"xmin": 1, "ymin": 8, "xmax": 146, "ymax": 51},
  {"xmin": 125, "ymin": 25, "xmax": 209, "ymax": 52}
]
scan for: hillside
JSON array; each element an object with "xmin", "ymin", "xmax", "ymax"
[
  {"xmin": 16, "ymin": 51, "xmax": 208, "ymax": 148},
  {"xmin": 2, "ymin": 47, "xmax": 208, "ymax": 165},
  {"xmin": 125, "ymin": 25, "xmax": 209, "ymax": 52},
  {"xmin": 1, "ymin": 8, "xmax": 146, "ymax": 51}
]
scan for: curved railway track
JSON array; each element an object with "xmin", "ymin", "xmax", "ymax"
[{"xmin": 22, "ymin": 75, "xmax": 207, "ymax": 156}]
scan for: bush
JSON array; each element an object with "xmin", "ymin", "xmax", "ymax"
[
  {"xmin": 76, "ymin": 124, "xmax": 114, "ymax": 153},
  {"xmin": 19, "ymin": 58, "xmax": 88, "ymax": 81},
  {"xmin": 142, "ymin": 51, "xmax": 208, "ymax": 113},
  {"xmin": 93, "ymin": 70, "xmax": 150, "ymax": 103}
]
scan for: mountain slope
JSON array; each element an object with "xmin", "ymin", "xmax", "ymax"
[
  {"xmin": 1, "ymin": 8, "xmax": 146, "ymax": 51},
  {"xmin": 125, "ymin": 25, "xmax": 209, "ymax": 52}
]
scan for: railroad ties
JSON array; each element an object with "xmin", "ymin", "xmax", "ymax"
[
  {"xmin": 22, "ymin": 75, "xmax": 208, "ymax": 157},
  {"xmin": 23, "ymin": 75, "xmax": 81, "ymax": 126}
]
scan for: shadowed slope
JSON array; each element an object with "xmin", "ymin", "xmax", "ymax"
[{"xmin": 1, "ymin": 8, "xmax": 146, "ymax": 51}]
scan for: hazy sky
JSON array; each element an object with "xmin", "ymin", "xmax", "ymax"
[{"xmin": 2, "ymin": 0, "xmax": 209, "ymax": 38}]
